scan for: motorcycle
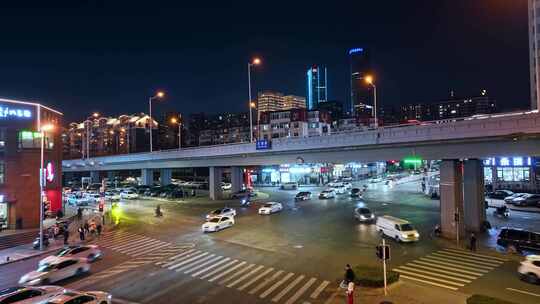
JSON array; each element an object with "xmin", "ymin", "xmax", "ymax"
[
  {"xmin": 493, "ymin": 206, "xmax": 509, "ymax": 218},
  {"xmin": 32, "ymin": 235, "xmax": 50, "ymax": 249},
  {"xmin": 240, "ymin": 197, "xmax": 251, "ymax": 207}
]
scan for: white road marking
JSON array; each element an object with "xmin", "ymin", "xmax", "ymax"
[
  {"xmin": 392, "ymin": 269, "xmax": 464, "ymax": 287},
  {"xmin": 285, "ymin": 277, "xmax": 316, "ymax": 304},
  {"xmin": 157, "ymin": 249, "xmax": 197, "ymax": 266},
  {"xmin": 272, "ymin": 275, "xmax": 304, "ymax": 302},
  {"xmin": 168, "ymin": 252, "xmax": 208, "ymax": 270},
  {"xmin": 191, "ymin": 258, "xmax": 231, "ymax": 277},
  {"xmin": 420, "ymin": 257, "xmax": 490, "ymax": 273},
  {"xmin": 431, "ymin": 252, "xmax": 501, "ymax": 267},
  {"xmin": 397, "ymin": 266, "xmax": 471, "ymax": 283},
  {"xmin": 207, "ymin": 261, "xmax": 247, "ymax": 282},
  {"xmin": 437, "ymin": 250, "xmax": 504, "ymax": 264},
  {"xmin": 310, "ymin": 280, "xmax": 330, "ymax": 299},
  {"xmin": 129, "ymin": 243, "xmax": 170, "ymax": 257},
  {"xmin": 406, "ymin": 262, "xmax": 478, "ymax": 280},
  {"xmin": 219, "ymin": 264, "xmax": 255, "ymax": 285},
  {"xmin": 227, "ymin": 265, "xmax": 264, "ymax": 288},
  {"xmin": 110, "ymin": 237, "xmax": 155, "ymax": 250},
  {"xmin": 506, "ymin": 288, "xmax": 540, "ymax": 297},
  {"xmin": 175, "ymin": 254, "xmax": 217, "ymax": 273},
  {"xmin": 237, "ymin": 267, "xmax": 274, "ymax": 291},
  {"xmin": 399, "ymin": 275, "xmax": 458, "ymax": 291},
  {"xmin": 260, "ymin": 272, "xmax": 294, "ymax": 299},
  {"xmin": 184, "ymin": 256, "xmax": 223, "ymax": 274},
  {"xmin": 249, "ymin": 270, "xmax": 284, "ymax": 295},
  {"xmin": 443, "ymin": 248, "xmax": 508, "ymax": 262},
  {"xmin": 411, "ymin": 260, "xmax": 482, "ymax": 277}
]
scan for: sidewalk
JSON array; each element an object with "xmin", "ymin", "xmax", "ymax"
[
  {"xmin": 329, "ymin": 281, "xmax": 469, "ymax": 304},
  {"xmin": 0, "ymin": 210, "xmax": 104, "ymax": 266}
]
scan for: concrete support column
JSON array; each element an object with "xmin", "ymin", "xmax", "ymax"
[
  {"xmin": 230, "ymin": 167, "xmax": 243, "ymax": 193},
  {"xmin": 90, "ymin": 171, "xmax": 100, "ymax": 183},
  {"xmin": 160, "ymin": 168, "xmax": 172, "ymax": 186},
  {"xmin": 463, "ymin": 159, "xmax": 486, "ymax": 232},
  {"xmin": 440, "ymin": 160, "xmax": 465, "ymax": 239},
  {"xmin": 209, "ymin": 167, "xmax": 223, "ymax": 200},
  {"xmin": 140, "ymin": 169, "xmax": 154, "ymax": 186}
]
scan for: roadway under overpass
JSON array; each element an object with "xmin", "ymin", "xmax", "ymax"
[{"xmin": 63, "ymin": 111, "xmax": 540, "ymax": 238}]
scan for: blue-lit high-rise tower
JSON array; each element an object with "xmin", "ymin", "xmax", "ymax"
[{"xmin": 306, "ymin": 65, "xmax": 328, "ymax": 110}]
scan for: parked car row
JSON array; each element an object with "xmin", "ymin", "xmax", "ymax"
[
  {"xmin": 0, "ymin": 287, "xmax": 111, "ymax": 304},
  {"xmin": 488, "ymin": 190, "xmax": 540, "ymax": 207}
]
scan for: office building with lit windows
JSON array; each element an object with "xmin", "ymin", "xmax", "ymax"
[
  {"xmin": 0, "ymin": 98, "xmax": 63, "ymax": 229},
  {"xmin": 307, "ymin": 65, "xmax": 328, "ymax": 110},
  {"xmin": 349, "ymin": 47, "xmax": 373, "ymax": 118}
]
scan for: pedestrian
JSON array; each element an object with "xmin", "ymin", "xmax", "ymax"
[
  {"xmin": 346, "ymin": 281, "xmax": 355, "ymax": 304},
  {"xmin": 470, "ymin": 232, "xmax": 477, "ymax": 252},
  {"xmin": 84, "ymin": 222, "xmax": 89, "ymax": 234},
  {"xmin": 344, "ymin": 264, "xmax": 356, "ymax": 284},
  {"xmin": 78, "ymin": 226, "xmax": 85, "ymax": 241},
  {"xmin": 63, "ymin": 229, "xmax": 69, "ymax": 245},
  {"xmin": 97, "ymin": 223, "xmax": 102, "ymax": 237},
  {"xmin": 77, "ymin": 208, "xmax": 82, "ymax": 220}
]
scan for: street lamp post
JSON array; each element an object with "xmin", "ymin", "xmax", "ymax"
[
  {"xmin": 365, "ymin": 75, "xmax": 378, "ymax": 128},
  {"xmin": 171, "ymin": 117, "xmax": 182, "ymax": 149},
  {"xmin": 148, "ymin": 91, "xmax": 165, "ymax": 152},
  {"xmin": 39, "ymin": 124, "xmax": 54, "ymax": 251},
  {"xmin": 247, "ymin": 58, "xmax": 261, "ymax": 143}
]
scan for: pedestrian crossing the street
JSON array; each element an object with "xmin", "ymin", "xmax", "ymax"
[
  {"xmin": 154, "ymin": 249, "xmax": 331, "ymax": 304},
  {"xmin": 393, "ymin": 248, "xmax": 507, "ymax": 291}
]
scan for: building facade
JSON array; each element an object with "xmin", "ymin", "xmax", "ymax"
[
  {"xmin": 0, "ymin": 98, "xmax": 63, "ymax": 229},
  {"xmin": 484, "ymin": 156, "xmax": 540, "ymax": 193},
  {"xmin": 529, "ymin": 0, "xmax": 540, "ymax": 110},
  {"xmin": 257, "ymin": 91, "xmax": 284, "ymax": 116},
  {"xmin": 307, "ymin": 65, "xmax": 328, "ymax": 110},
  {"xmin": 259, "ymin": 109, "xmax": 331, "ymax": 139},
  {"xmin": 349, "ymin": 48, "xmax": 373, "ymax": 118},
  {"xmin": 283, "ymin": 95, "xmax": 306, "ymax": 110}
]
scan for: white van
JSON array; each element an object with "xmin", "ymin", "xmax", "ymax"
[
  {"xmin": 376, "ymin": 215, "xmax": 419, "ymax": 242},
  {"xmin": 280, "ymin": 182, "xmax": 298, "ymax": 190}
]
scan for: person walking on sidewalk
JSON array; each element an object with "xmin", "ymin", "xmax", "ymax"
[
  {"xmin": 78, "ymin": 226, "xmax": 85, "ymax": 241},
  {"xmin": 97, "ymin": 223, "xmax": 102, "ymax": 237},
  {"xmin": 346, "ymin": 281, "xmax": 355, "ymax": 304},
  {"xmin": 63, "ymin": 229, "xmax": 70, "ymax": 245},
  {"xmin": 470, "ymin": 232, "xmax": 477, "ymax": 252},
  {"xmin": 344, "ymin": 264, "xmax": 356, "ymax": 284}
]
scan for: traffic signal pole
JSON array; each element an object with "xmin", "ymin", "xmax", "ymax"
[{"xmin": 382, "ymin": 238, "xmax": 387, "ymax": 296}]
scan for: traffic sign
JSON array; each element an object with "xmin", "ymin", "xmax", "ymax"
[{"xmin": 376, "ymin": 245, "xmax": 390, "ymax": 260}]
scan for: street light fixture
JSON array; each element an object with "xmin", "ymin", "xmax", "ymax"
[
  {"xmin": 170, "ymin": 116, "xmax": 182, "ymax": 149},
  {"xmin": 248, "ymin": 57, "xmax": 261, "ymax": 143},
  {"xmin": 39, "ymin": 123, "xmax": 54, "ymax": 251},
  {"xmin": 148, "ymin": 91, "xmax": 165, "ymax": 152},
  {"xmin": 364, "ymin": 75, "xmax": 378, "ymax": 128}
]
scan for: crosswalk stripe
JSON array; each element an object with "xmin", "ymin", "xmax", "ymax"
[
  {"xmin": 98, "ymin": 234, "xmax": 141, "ymax": 247},
  {"xmin": 443, "ymin": 248, "xmax": 507, "ymax": 262},
  {"xmin": 392, "ymin": 269, "xmax": 464, "ymax": 287},
  {"xmin": 199, "ymin": 260, "xmax": 239, "ymax": 280},
  {"xmin": 237, "ymin": 268, "xmax": 274, "ymax": 291},
  {"xmin": 431, "ymin": 252, "xmax": 501, "ymax": 267},
  {"xmin": 227, "ymin": 265, "xmax": 265, "ymax": 288},
  {"xmin": 260, "ymin": 272, "xmax": 294, "ymax": 299},
  {"xmin": 407, "ymin": 263, "xmax": 478, "ymax": 280},
  {"xmin": 427, "ymin": 254, "xmax": 494, "ymax": 270},
  {"xmin": 109, "ymin": 237, "xmax": 153, "ymax": 250},
  {"xmin": 130, "ymin": 243, "xmax": 170, "ymax": 257},
  {"xmin": 399, "ymin": 275, "xmax": 458, "ymax": 291},
  {"xmin": 192, "ymin": 258, "xmax": 231, "ymax": 277},
  {"xmin": 184, "ymin": 256, "xmax": 223, "ymax": 274},
  {"xmin": 123, "ymin": 241, "xmax": 167, "ymax": 255},
  {"xmin": 435, "ymin": 251, "xmax": 503, "ymax": 265},
  {"xmin": 410, "ymin": 260, "xmax": 482, "ymax": 277},
  {"xmin": 99, "ymin": 232, "xmax": 140, "ymax": 244},
  {"xmin": 249, "ymin": 270, "xmax": 284, "ymax": 295},
  {"xmin": 310, "ymin": 280, "xmax": 330, "ymax": 299},
  {"xmin": 175, "ymin": 254, "xmax": 216, "ymax": 273},
  {"xmin": 168, "ymin": 252, "xmax": 209, "ymax": 270},
  {"xmin": 162, "ymin": 251, "xmax": 202, "ymax": 268},
  {"xmin": 114, "ymin": 238, "xmax": 164, "ymax": 252},
  {"xmin": 397, "ymin": 266, "xmax": 471, "ymax": 283},
  {"xmin": 272, "ymin": 274, "xmax": 305, "ymax": 302},
  {"xmin": 219, "ymin": 264, "xmax": 255, "ymax": 285},
  {"xmin": 420, "ymin": 257, "xmax": 489, "ymax": 273},
  {"xmin": 284, "ymin": 277, "xmax": 317, "ymax": 304},
  {"xmin": 157, "ymin": 249, "xmax": 197, "ymax": 265},
  {"xmin": 208, "ymin": 261, "xmax": 247, "ymax": 282}
]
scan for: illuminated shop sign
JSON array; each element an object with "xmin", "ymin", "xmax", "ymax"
[
  {"xmin": 256, "ymin": 139, "xmax": 271, "ymax": 150},
  {"xmin": 45, "ymin": 162, "xmax": 55, "ymax": 182},
  {"xmin": 0, "ymin": 105, "xmax": 32, "ymax": 119},
  {"xmin": 485, "ymin": 157, "xmax": 533, "ymax": 167},
  {"xmin": 0, "ymin": 194, "xmax": 4, "ymax": 203}
]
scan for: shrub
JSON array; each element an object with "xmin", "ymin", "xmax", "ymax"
[
  {"xmin": 352, "ymin": 265, "xmax": 399, "ymax": 287},
  {"xmin": 467, "ymin": 295, "xmax": 518, "ymax": 304}
]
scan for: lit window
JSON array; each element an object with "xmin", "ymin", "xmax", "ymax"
[
  {"xmin": 513, "ymin": 157, "xmax": 523, "ymax": 166},
  {"xmin": 500, "ymin": 157, "xmax": 510, "ymax": 166}
]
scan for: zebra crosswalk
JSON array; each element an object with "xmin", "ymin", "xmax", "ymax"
[
  {"xmin": 393, "ymin": 248, "xmax": 507, "ymax": 291},
  {"xmin": 154, "ymin": 249, "xmax": 331, "ymax": 304}
]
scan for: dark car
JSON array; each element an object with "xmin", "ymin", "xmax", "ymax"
[
  {"xmin": 295, "ymin": 191, "xmax": 312, "ymax": 201},
  {"xmin": 487, "ymin": 190, "xmax": 514, "ymax": 200},
  {"xmin": 354, "ymin": 207, "xmax": 375, "ymax": 222},
  {"xmin": 513, "ymin": 194, "xmax": 540, "ymax": 207},
  {"xmin": 167, "ymin": 190, "xmax": 184, "ymax": 199},
  {"xmin": 350, "ymin": 188, "xmax": 362, "ymax": 198},
  {"xmin": 497, "ymin": 227, "xmax": 540, "ymax": 251},
  {"xmin": 231, "ymin": 189, "xmax": 257, "ymax": 199}
]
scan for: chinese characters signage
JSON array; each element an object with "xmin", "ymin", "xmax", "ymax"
[{"xmin": 0, "ymin": 105, "xmax": 32, "ymax": 119}]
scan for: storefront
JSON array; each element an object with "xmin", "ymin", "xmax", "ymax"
[
  {"xmin": 484, "ymin": 157, "xmax": 539, "ymax": 192},
  {"xmin": 0, "ymin": 98, "xmax": 63, "ymax": 229}
]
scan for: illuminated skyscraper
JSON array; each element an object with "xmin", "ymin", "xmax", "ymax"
[
  {"xmin": 306, "ymin": 65, "xmax": 328, "ymax": 110},
  {"xmin": 529, "ymin": 0, "xmax": 540, "ymax": 110},
  {"xmin": 349, "ymin": 47, "xmax": 373, "ymax": 117}
]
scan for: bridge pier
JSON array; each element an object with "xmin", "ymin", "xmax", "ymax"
[
  {"xmin": 141, "ymin": 169, "xmax": 154, "ymax": 186},
  {"xmin": 463, "ymin": 159, "xmax": 486, "ymax": 232},
  {"xmin": 160, "ymin": 169, "xmax": 172, "ymax": 186},
  {"xmin": 209, "ymin": 167, "xmax": 223, "ymax": 200},
  {"xmin": 440, "ymin": 160, "xmax": 465, "ymax": 239},
  {"xmin": 90, "ymin": 171, "xmax": 100, "ymax": 184},
  {"xmin": 230, "ymin": 167, "xmax": 243, "ymax": 193}
]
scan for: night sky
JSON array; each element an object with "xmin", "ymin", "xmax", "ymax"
[{"xmin": 0, "ymin": 1, "xmax": 530, "ymax": 122}]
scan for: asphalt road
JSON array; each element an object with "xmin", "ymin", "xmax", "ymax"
[{"xmin": 1, "ymin": 178, "xmax": 540, "ymax": 304}]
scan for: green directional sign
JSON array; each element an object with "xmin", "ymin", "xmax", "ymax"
[{"xmin": 403, "ymin": 156, "xmax": 422, "ymax": 165}]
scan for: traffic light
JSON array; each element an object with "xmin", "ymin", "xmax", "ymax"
[{"xmin": 376, "ymin": 245, "xmax": 390, "ymax": 260}]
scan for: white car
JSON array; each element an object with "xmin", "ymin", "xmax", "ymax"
[
  {"xmin": 518, "ymin": 255, "xmax": 540, "ymax": 284},
  {"xmin": 221, "ymin": 182, "xmax": 232, "ymax": 191},
  {"xmin": 44, "ymin": 290, "xmax": 112, "ymax": 304},
  {"xmin": 104, "ymin": 191, "xmax": 120, "ymax": 201},
  {"xmin": 0, "ymin": 286, "xmax": 65, "ymax": 304},
  {"xmin": 120, "ymin": 190, "xmax": 139, "ymax": 199},
  {"xmin": 327, "ymin": 181, "xmax": 342, "ymax": 188},
  {"xmin": 19, "ymin": 257, "xmax": 90, "ymax": 286},
  {"xmin": 319, "ymin": 189, "xmax": 336, "ymax": 199},
  {"xmin": 342, "ymin": 182, "xmax": 353, "ymax": 190},
  {"xmin": 258, "ymin": 202, "xmax": 283, "ymax": 215},
  {"xmin": 202, "ymin": 216, "xmax": 235, "ymax": 232},
  {"xmin": 333, "ymin": 185, "xmax": 347, "ymax": 194},
  {"xmin": 39, "ymin": 245, "xmax": 103, "ymax": 266},
  {"xmin": 206, "ymin": 208, "xmax": 236, "ymax": 220}
]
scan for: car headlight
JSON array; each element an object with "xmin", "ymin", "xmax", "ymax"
[
  {"xmin": 401, "ymin": 233, "xmax": 408, "ymax": 238},
  {"xmin": 370, "ymin": 214, "xmax": 375, "ymax": 218},
  {"xmin": 29, "ymin": 278, "xmax": 42, "ymax": 285},
  {"xmin": 359, "ymin": 215, "xmax": 366, "ymax": 219},
  {"xmin": 414, "ymin": 232, "xmax": 420, "ymax": 237}
]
